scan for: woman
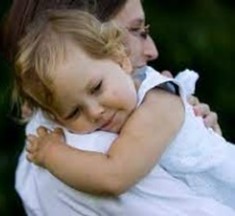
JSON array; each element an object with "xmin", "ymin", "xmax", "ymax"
[{"xmin": 2, "ymin": 0, "xmax": 221, "ymax": 133}]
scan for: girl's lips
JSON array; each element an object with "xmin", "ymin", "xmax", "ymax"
[{"xmin": 100, "ymin": 113, "xmax": 116, "ymax": 131}]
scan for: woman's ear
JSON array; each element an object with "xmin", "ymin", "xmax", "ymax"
[{"xmin": 119, "ymin": 55, "xmax": 133, "ymax": 74}]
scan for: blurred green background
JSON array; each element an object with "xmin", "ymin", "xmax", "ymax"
[{"xmin": 0, "ymin": 0, "xmax": 234, "ymax": 215}]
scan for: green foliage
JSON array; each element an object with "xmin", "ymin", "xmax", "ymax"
[
  {"xmin": 0, "ymin": 1, "xmax": 27, "ymax": 215},
  {"xmin": 144, "ymin": 0, "xmax": 235, "ymax": 139}
]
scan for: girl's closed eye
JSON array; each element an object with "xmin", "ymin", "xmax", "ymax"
[
  {"xmin": 66, "ymin": 107, "xmax": 81, "ymax": 120},
  {"xmin": 90, "ymin": 81, "xmax": 103, "ymax": 95}
]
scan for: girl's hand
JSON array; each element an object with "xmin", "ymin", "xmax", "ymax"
[
  {"xmin": 26, "ymin": 126, "xmax": 66, "ymax": 168},
  {"xmin": 161, "ymin": 70, "xmax": 222, "ymax": 136}
]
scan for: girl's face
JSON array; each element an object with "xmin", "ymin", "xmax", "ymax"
[
  {"xmin": 51, "ymin": 42, "xmax": 137, "ymax": 134},
  {"xmin": 113, "ymin": 0, "xmax": 158, "ymax": 68}
]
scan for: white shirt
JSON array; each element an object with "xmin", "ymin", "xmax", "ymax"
[
  {"xmin": 140, "ymin": 68, "xmax": 235, "ymax": 209},
  {"xmin": 15, "ymin": 66, "xmax": 235, "ymax": 215}
]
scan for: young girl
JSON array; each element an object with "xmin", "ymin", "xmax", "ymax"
[{"xmin": 15, "ymin": 9, "xmax": 235, "ymax": 210}]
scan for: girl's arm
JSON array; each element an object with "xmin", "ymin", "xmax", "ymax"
[{"xmin": 27, "ymin": 88, "xmax": 184, "ymax": 196}]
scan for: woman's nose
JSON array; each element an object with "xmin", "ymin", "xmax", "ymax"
[{"xmin": 144, "ymin": 36, "xmax": 159, "ymax": 62}]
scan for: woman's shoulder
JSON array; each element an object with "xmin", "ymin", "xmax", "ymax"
[
  {"xmin": 137, "ymin": 66, "xmax": 174, "ymax": 105},
  {"xmin": 26, "ymin": 110, "xmax": 54, "ymax": 134}
]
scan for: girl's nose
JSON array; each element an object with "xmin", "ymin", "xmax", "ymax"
[{"xmin": 86, "ymin": 101, "xmax": 105, "ymax": 122}]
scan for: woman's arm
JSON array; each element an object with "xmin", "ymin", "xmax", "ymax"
[{"xmin": 27, "ymin": 88, "xmax": 184, "ymax": 196}]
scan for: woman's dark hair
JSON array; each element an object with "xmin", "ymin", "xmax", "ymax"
[{"xmin": 1, "ymin": 0, "xmax": 127, "ymax": 62}]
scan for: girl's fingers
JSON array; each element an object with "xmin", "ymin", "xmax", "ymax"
[
  {"xmin": 27, "ymin": 134, "xmax": 36, "ymax": 142},
  {"xmin": 54, "ymin": 127, "xmax": 63, "ymax": 135},
  {"xmin": 53, "ymin": 127, "xmax": 65, "ymax": 141},
  {"xmin": 37, "ymin": 126, "xmax": 50, "ymax": 136},
  {"xmin": 26, "ymin": 135, "xmax": 38, "ymax": 152},
  {"xmin": 26, "ymin": 141, "xmax": 37, "ymax": 153},
  {"xmin": 26, "ymin": 153, "xmax": 33, "ymax": 162}
]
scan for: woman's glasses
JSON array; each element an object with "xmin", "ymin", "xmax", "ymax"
[{"xmin": 127, "ymin": 24, "xmax": 150, "ymax": 39}]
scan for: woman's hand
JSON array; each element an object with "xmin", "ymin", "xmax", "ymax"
[
  {"xmin": 161, "ymin": 70, "xmax": 222, "ymax": 136},
  {"xmin": 188, "ymin": 95, "xmax": 222, "ymax": 135}
]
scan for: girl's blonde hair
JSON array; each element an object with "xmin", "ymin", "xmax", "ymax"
[{"xmin": 13, "ymin": 9, "xmax": 126, "ymax": 120}]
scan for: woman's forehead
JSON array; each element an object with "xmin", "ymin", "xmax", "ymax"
[{"xmin": 113, "ymin": 0, "xmax": 145, "ymax": 27}]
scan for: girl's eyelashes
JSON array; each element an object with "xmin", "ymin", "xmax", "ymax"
[
  {"xmin": 90, "ymin": 81, "xmax": 102, "ymax": 94},
  {"xmin": 66, "ymin": 107, "xmax": 80, "ymax": 120},
  {"xmin": 65, "ymin": 81, "xmax": 103, "ymax": 120}
]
